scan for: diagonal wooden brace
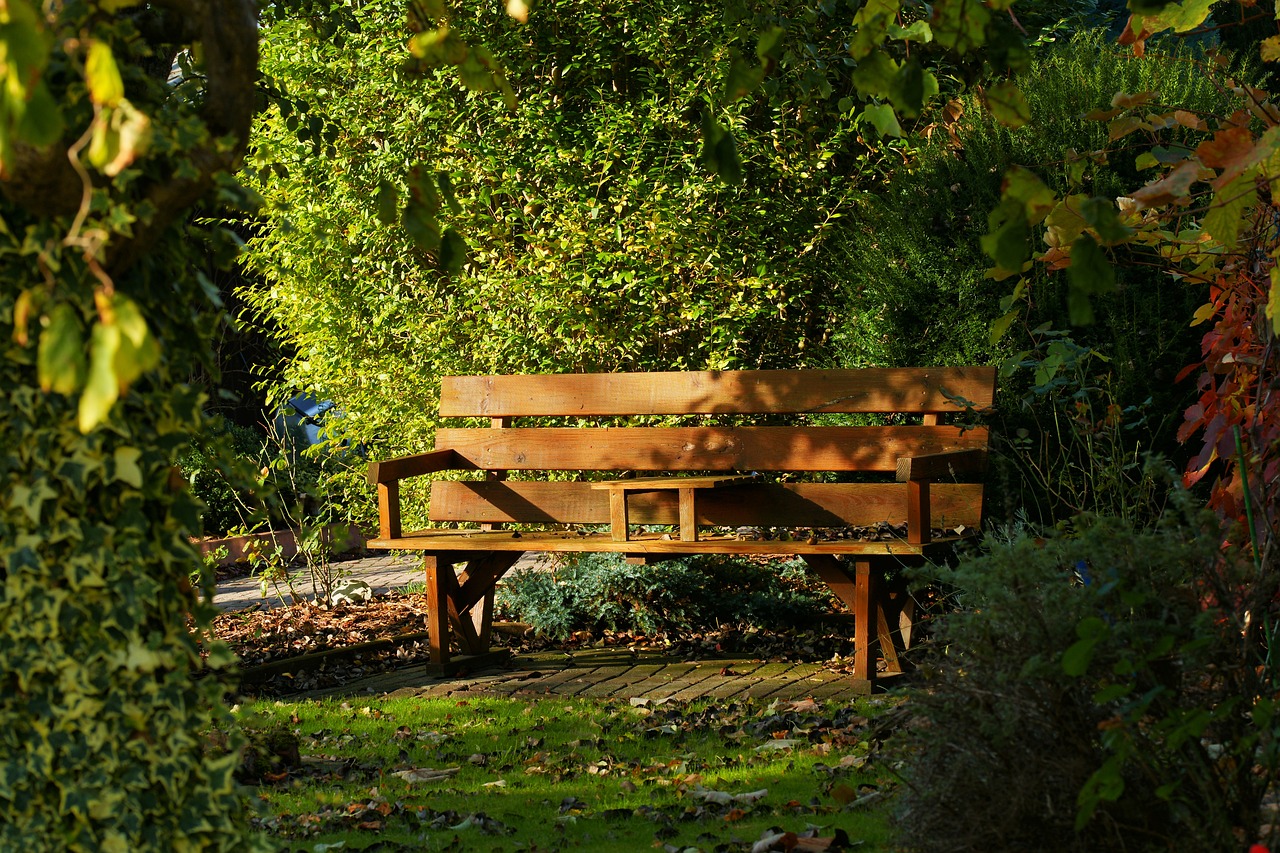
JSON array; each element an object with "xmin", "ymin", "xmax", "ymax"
[
  {"xmin": 423, "ymin": 551, "xmax": 523, "ymax": 667},
  {"xmin": 801, "ymin": 555, "xmax": 910, "ymax": 690}
]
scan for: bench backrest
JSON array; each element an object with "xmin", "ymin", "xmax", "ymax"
[{"xmin": 425, "ymin": 368, "xmax": 995, "ymax": 533}]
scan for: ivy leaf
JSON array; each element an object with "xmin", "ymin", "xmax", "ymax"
[
  {"xmin": 723, "ymin": 56, "xmax": 766, "ymax": 103},
  {"xmin": 17, "ymin": 82, "xmax": 64, "ymax": 146},
  {"xmin": 38, "ymin": 303, "xmax": 86, "ymax": 395},
  {"xmin": 1134, "ymin": 0, "xmax": 1214, "ymax": 34},
  {"xmin": 85, "ymin": 41, "xmax": 125, "ymax": 107},
  {"xmin": 113, "ymin": 447, "xmax": 143, "ymax": 489},
  {"xmin": 852, "ymin": 50, "xmax": 900, "ymax": 99},
  {"xmin": 989, "ymin": 309, "xmax": 1018, "ymax": 345},
  {"xmin": 714, "ymin": 130, "xmax": 743, "ymax": 185},
  {"xmin": 437, "ymin": 171, "xmax": 461, "ymax": 215},
  {"xmin": 110, "ymin": 294, "xmax": 161, "ymax": 388},
  {"xmin": 1261, "ymin": 36, "xmax": 1280, "ymax": 63},
  {"xmin": 985, "ymin": 80, "xmax": 1030, "ymax": 128},
  {"xmin": 931, "ymin": 0, "xmax": 991, "ymax": 55},
  {"xmin": 80, "ymin": 322, "xmax": 121, "ymax": 433},
  {"xmin": 1196, "ymin": 126, "xmax": 1261, "ymax": 189},
  {"xmin": 87, "ymin": 102, "xmax": 152, "ymax": 176},
  {"xmin": 860, "ymin": 104, "xmax": 902, "ymax": 138},
  {"xmin": 701, "ymin": 111, "xmax": 742, "ymax": 184},
  {"xmin": 1001, "ymin": 166, "xmax": 1056, "ymax": 224},
  {"xmin": 1044, "ymin": 195, "xmax": 1088, "ymax": 249},
  {"xmin": 1062, "ymin": 636, "xmax": 1098, "ymax": 677},
  {"xmin": 755, "ymin": 25, "xmax": 785, "ymax": 65}
]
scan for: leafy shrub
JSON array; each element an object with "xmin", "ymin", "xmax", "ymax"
[
  {"xmin": 893, "ymin": 491, "xmax": 1278, "ymax": 852},
  {"xmin": 496, "ymin": 553, "xmax": 834, "ymax": 639},
  {"xmin": 178, "ymin": 419, "xmax": 269, "ymax": 536}
]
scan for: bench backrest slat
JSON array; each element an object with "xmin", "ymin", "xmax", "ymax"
[
  {"xmin": 434, "ymin": 425, "xmax": 988, "ymax": 472},
  {"xmin": 429, "ymin": 481, "xmax": 983, "ymax": 529},
  {"xmin": 441, "ymin": 368, "xmax": 996, "ymax": 418}
]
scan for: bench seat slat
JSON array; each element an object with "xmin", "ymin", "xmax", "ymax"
[
  {"xmin": 442, "ymin": 368, "xmax": 996, "ymax": 417},
  {"xmin": 429, "ymin": 480, "xmax": 983, "ymax": 529},
  {"xmin": 366, "ymin": 529, "xmax": 970, "ymax": 557},
  {"xmin": 435, "ymin": 425, "xmax": 988, "ymax": 472}
]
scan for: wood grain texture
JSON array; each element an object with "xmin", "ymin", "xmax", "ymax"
[
  {"xmin": 441, "ymin": 368, "xmax": 996, "ymax": 417},
  {"xmin": 429, "ymin": 480, "xmax": 984, "ymax": 529},
  {"xmin": 907, "ymin": 480, "xmax": 930, "ymax": 546},
  {"xmin": 368, "ymin": 448, "xmax": 468, "ymax": 484},
  {"xmin": 378, "ymin": 481, "xmax": 401, "ymax": 540},
  {"xmin": 436, "ymin": 425, "xmax": 988, "ymax": 472},
  {"xmin": 367, "ymin": 529, "xmax": 968, "ymax": 557},
  {"xmin": 591, "ymin": 474, "xmax": 758, "ymax": 490},
  {"xmin": 896, "ymin": 448, "xmax": 988, "ymax": 482}
]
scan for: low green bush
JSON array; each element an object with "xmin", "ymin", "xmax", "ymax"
[
  {"xmin": 893, "ymin": 489, "xmax": 1278, "ymax": 852},
  {"xmin": 496, "ymin": 553, "xmax": 835, "ymax": 639}
]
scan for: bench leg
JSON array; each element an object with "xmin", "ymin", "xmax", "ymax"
[
  {"xmin": 802, "ymin": 555, "xmax": 910, "ymax": 692},
  {"xmin": 423, "ymin": 555, "xmax": 455, "ymax": 669},
  {"xmin": 424, "ymin": 551, "xmax": 523, "ymax": 673}
]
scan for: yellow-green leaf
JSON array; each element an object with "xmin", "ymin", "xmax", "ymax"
[
  {"xmin": 860, "ymin": 104, "xmax": 902, "ymax": 138},
  {"xmin": 849, "ymin": 0, "xmax": 900, "ymax": 60},
  {"xmin": 1190, "ymin": 301, "xmax": 1216, "ymax": 327},
  {"xmin": 1202, "ymin": 170, "xmax": 1258, "ymax": 249},
  {"xmin": 110, "ymin": 294, "xmax": 160, "ymax": 387},
  {"xmin": 79, "ymin": 322, "xmax": 121, "ymax": 433},
  {"xmin": 985, "ymin": 80, "xmax": 1030, "ymax": 129},
  {"xmin": 37, "ymin": 303, "xmax": 86, "ymax": 395},
  {"xmin": 95, "ymin": 0, "xmax": 144, "ymax": 10},
  {"xmin": 85, "ymin": 41, "xmax": 125, "ymax": 107},
  {"xmin": 990, "ymin": 309, "xmax": 1019, "ymax": 344},
  {"xmin": 1262, "ymin": 35, "xmax": 1280, "ymax": 62},
  {"xmin": 112, "ymin": 447, "xmax": 143, "ymax": 488},
  {"xmin": 1136, "ymin": 0, "xmax": 1214, "ymax": 34}
]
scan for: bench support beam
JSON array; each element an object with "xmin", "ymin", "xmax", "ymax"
[
  {"xmin": 423, "ymin": 551, "xmax": 523, "ymax": 670},
  {"xmin": 802, "ymin": 555, "xmax": 914, "ymax": 691}
]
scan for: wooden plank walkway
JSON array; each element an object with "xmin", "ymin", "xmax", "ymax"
[{"xmin": 309, "ymin": 646, "xmax": 880, "ymax": 703}]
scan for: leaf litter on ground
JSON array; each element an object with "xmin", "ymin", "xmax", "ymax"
[{"xmin": 235, "ymin": 692, "xmax": 903, "ymax": 850}]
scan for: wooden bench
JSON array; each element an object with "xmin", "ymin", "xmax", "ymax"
[{"xmin": 367, "ymin": 368, "xmax": 995, "ymax": 692}]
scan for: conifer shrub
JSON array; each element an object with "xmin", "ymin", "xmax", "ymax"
[
  {"xmin": 893, "ymin": 493, "xmax": 1278, "ymax": 852},
  {"xmin": 496, "ymin": 553, "xmax": 835, "ymax": 639}
]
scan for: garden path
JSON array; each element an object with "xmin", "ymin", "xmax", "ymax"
[{"xmin": 212, "ymin": 552, "xmax": 549, "ymax": 611}]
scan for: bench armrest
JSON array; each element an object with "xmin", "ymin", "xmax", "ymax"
[
  {"xmin": 368, "ymin": 449, "xmax": 472, "ymax": 540},
  {"xmin": 895, "ymin": 449, "xmax": 988, "ymax": 483},
  {"xmin": 895, "ymin": 449, "xmax": 988, "ymax": 546},
  {"xmin": 367, "ymin": 448, "xmax": 466, "ymax": 486}
]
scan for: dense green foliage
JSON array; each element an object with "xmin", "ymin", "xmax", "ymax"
[
  {"xmin": 895, "ymin": 498, "xmax": 1278, "ymax": 851},
  {"xmin": 831, "ymin": 32, "xmax": 1223, "ymax": 425},
  {"xmin": 497, "ymin": 554, "xmax": 835, "ymax": 639},
  {"xmin": 240, "ymin": 0, "xmax": 912, "ymax": 524},
  {"xmin": 0, "ymin": 3, "xmax": 263, "ymax": 849}
]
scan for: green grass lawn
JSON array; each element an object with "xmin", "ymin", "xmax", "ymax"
[{"xmin": 236, "ymin": 693, "xmax": 898, "ymax": 851}]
